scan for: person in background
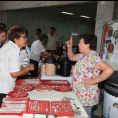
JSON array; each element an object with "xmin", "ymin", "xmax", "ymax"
[
  {"xmin": 66, "ymin": 33, "xmax": 114, "ymax": 118},
  {"xmin": 33, "ymin": 28, "xmax": 41, "ymax": 41},
  {"xmin": 0, "ymin": 23, "xmax": 6, "ymax": 29},
  {"xmin": 0, "ymin": 23, "xmax": 8, "ymax": 44},
  {"xmin": 17, "ymin": 29, "xmax": 31, "ymax": 79},
  {"xmin": 0, "ymin": 26, "xmax": 34, "ymax": 107},
  {"xmin": 45, "ymin": 27, "xmax": 60, "ymax": 55},
  {"xmin": 30, "ymin": 33, "xmax": 49, "ymax": 79},
  {"xmin": 0, "ymin": 26, "xmax": 7, "ymax": 48}
]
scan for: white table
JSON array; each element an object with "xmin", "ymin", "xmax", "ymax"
[
  {"xmin": 0, "ymin": 90, "xmax": 89, "ymax": 118},
  {"xmin": 40, "ymin": 73, "xmax": 73, "ymax": 86},
  {"xmin": 28, "ymin": 90, "xmax": 89, "ymax": 118}
]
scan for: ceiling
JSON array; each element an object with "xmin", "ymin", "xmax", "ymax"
[{"xmin": 19, "ymin": 1, "xmax": 97, "ymax": 22}]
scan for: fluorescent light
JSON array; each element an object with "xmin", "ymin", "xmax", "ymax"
[
  {"xmin": 101, "ymin": 1, "xmax": 105, "ymax": 4},
  {"xmin": 80, "ymin": 15, "xmax": 90, "ymax": 18},
  {"xmin": 71, "ymin": 33, "xmax": 78, "ymax": 35},
  {"xmin": 61, "ymin": 11, "xmax": 75, "ymax": 15},
  {"xmin": 75, "ymin": 33, "xmax": 78, "ymax": 35}
]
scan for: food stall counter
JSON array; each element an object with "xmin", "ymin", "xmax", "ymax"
[
  {"xmin": 0, "ymin": 89, "xmax": 89, "ymax": 118},
  {"xmin": 40, "ymin": 73, "xmax": 73, "ymax": 86}
]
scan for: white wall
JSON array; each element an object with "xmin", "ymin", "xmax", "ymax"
[
  {"xmin": 95, "ymin": 1, "xmax": 114, "ymax": 54},
  {"xmin": 3, "ymin": 10, "xmax": 95, "ymax": 47}
]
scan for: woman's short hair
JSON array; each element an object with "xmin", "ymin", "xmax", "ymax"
[
  {"xmin": 0, "ymin": 23, "xmax": 6, "ymax": 29},
  {"xmin": 39, "ymin": 33, "xmax": 48, "ymax": 42},
  {"xmin": 8, "ymin": 26, "xmax": 26, "ymax": 43},
  {"xmin": 0, "ymin": 26, "xmax": 7, "ymax": 34},
  {"xmin": 79, "ymin": 33, "xmax": 97, "ymax": 50}
]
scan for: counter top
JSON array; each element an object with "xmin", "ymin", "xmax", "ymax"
[
  {"xmin": 40, "ymin": 73, "xmax": 73, "ymax": 86},
  {"xmin": 0, "ymin": 89, "xmax": 88, "ymax": 118}
]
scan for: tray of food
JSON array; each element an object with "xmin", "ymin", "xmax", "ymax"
[
  {"xmin": 35, "ymin": 84, "xmax": 54, "ymax": 91},
  {"xmin": 8, "ymin": 90, "xmax": 28, "ymax": 98},
  {"xmin": 40, "ymin": 80, "xmax": 70, "ymax": 86},
  {"xmin": 28, "ymin": 100, "xmax": 50, "ymax": 115},
  {"xmin": 0, "ymin": 97, "xmax": 29, "ymax": 116},
  {"xmin": 51, "ymin": 101, "xmax": 74, "ymax": 117},
  {"xmin": 13, "ymin": 84, "xmax": 35, "ymax": 91},
  {"xmin": 54, "ymin": 85, "xmax": 72, "ymax": 92},
  {"xmin": 15, "ymin": 79, "xmax": 41, "ymax": 86}
]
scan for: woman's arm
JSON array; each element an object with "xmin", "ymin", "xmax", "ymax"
[
  {"xmin": 82, "ymin": 61, "xmax": 114, "ymax": 86},
  {"xmin": 93, "ymin": 61, "xmax": 114, "ymax": 83},
  {"xmin": 10, "ymin": 64, "xmax": 34, "ymax": 78},
  {"xmin": 66, "ymin": 36, "xmax": 78, "ymax": 61}
]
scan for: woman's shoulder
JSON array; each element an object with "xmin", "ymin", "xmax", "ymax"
[
  {"xmin": 91, "ymin": 51, "xmax": 100, "ymax": 57},
  {"xmin": 77, "ymin": 53, "xmax": 84, "ymax": 59},
  {"xmin": 89, "ymin": 51, "xmax": 102, "ymax": 63}
]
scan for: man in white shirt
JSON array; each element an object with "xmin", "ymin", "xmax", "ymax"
[
  {"xmin": 0, "ymin": 26, "xmax": 34, "ymax": 106},
  {"xmin": 33, "ymin": 28, "xmax": 41, "ymax": 41},
  {"xmin": 30, "ymin": 33, "xmax": 49, "ymax": 79},
  {"xmin": 45, "ymin": 27, "xmax": 60, "ymax": 55}
]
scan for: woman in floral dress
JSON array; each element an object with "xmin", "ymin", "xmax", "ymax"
[{"xmin": 66, "ymin": 33, "xmax": 114, "ymax": 118}]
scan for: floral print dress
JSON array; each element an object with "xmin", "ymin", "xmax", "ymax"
[{"xmin": 73, "ymin": 51, "xmax": 102, "ymax": 106}]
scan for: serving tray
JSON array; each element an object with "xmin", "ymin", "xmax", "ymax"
[
  {"xmin": 40, "ymin": 80, "xmax": 70, "ymax": 86},
  {"xmin": 8, "ymin": 90, "xmax": 28, "ymax": 98}
]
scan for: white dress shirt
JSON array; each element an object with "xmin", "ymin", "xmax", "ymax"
[
  {"xmin": 30, "ymin": 40, "xmax": 45, "ymax": 62},
  {"xmin": 0, "ymin": 41, "xmax": 20, "ymax": 94},
  {"xmin": 45, "ymin": 33, "xmax": 59, "ymax": 50},
  {"xmin": 19, "ymin": 45, "xmax": 30, "ymax": 67}
]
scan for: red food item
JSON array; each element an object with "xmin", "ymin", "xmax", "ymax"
[
  {"xmin": 54, "ymin": 85, "xmax": 72, "ymax": 92},
  {"xmin": 40, "ymin": 80, "xmax": 70, "ymax": 86},
  {"xmin": 28, "ymin": 100, "xmax": 50, "ymax": 114},
  {"xmin": 51, "ymin": 101, "xmax": 74, "ymax": 116},
  {"xmin": 15, "ymin": 79, "xmax": 40, "ymax": 85},
  {"xmin": 35, "ymin": 84, "xmax": 54, "ymax": 91},
  {"xmin": 14, "ymin": 84, "xmax": 35, "ymax": 91},
  {"xmin": 8, "ymin": 90, "xmax": 28, "ymax": 98}
]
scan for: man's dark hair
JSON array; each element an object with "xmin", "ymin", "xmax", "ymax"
[
  {"xmin": 0, "ymin": 23, "xmax": 6, "ymax": 29},
  {"xmin": 36, "ymin": 28, "xmax": 41, "ymax": 34},
  {"xmin": 79, "ymin": 33, "xmax": 97, "ymax": 50},
  {"xmin": 39, "ymin": 33, "xmax": 48, "ymax": 42},
  {"xmin": 50, "ymin": 27, "xmax": 56, "ymax": 32}
]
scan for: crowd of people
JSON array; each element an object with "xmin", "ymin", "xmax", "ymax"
[
  {"xmin": 0, "ymin": 24, "xmax": 60, "ymax": 106},
  {"xmin": 0, "ymin": 23, "xmax": 114, "ymax": 118}
]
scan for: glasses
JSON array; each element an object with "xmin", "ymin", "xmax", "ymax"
[{"xmin": 20, "ymin": 36, "xmax": 27, "ymax": 39}]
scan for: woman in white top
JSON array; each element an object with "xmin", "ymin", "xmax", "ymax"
[
  {"xmin": 0, "ymin": 26, "xmax": 34, "ymax": 106},
  {"xmin": 30, "ymin": 33, "xmax": 49, "ymax": 79},
  {"xmin": 17, "ymin": 44, "xmax": 31, "ymax": 79},
  {"xmin": 20, "ymin": 44, "xmax": 30, "ymax": 67},
  {"xmin": 0, "ymin": 26, "xmax": 7, "ymax": 48},
  {"xmin": 18, "ymin": 29, "xmax": 31, "ymax": 79}
]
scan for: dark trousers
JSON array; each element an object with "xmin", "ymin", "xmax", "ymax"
[
  {"xmin": 0, "ymin": 94, "xmax": 7, "ymax": 107},
  {"xmin": 29, "ymin": 59, "xmax": 39, "ymax": 78},
  {"xmin": 17, "ymin": 74, "xmax": 30, "ymax": 79}
]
